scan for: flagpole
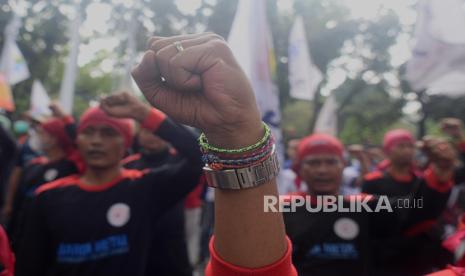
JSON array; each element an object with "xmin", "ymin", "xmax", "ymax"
[
  {"xmin": 416, "ymin": 89, "xmax": 428, "ymax": 139},
  {"xmin": 59, "ymin": 0, "xmax": 81, "ymax": 114},
  {"xmin": 121, "ymin": 0, "xmax": 139, "ymax": 92},
  {"xmin": 309, "ymin": 85, "xmax": 322, "ymax": 133}
]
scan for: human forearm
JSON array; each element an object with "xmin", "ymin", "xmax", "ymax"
[
  {"xmin": 214, "ymin": 181, "xmax": 286, "ymax": 268},
  {"xmin": 207, "ymin": 123, "xmax": 287, "ymax": 267}
]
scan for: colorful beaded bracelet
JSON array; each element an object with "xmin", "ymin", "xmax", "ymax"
[
  {"xmin": 202, "ymin": 143, "xmax": 273, "ymax": 165},
  {"xmin": 209, "ymin": 145, "xmax": 276, "ymax": 170}
]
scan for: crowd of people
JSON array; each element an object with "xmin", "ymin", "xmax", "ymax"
[
  {"xmin": 279, "ymin": 123, "xmax": 465, "ymax": 275},
  {"xmin": 0, "ymin": 33, "xmax": 464, "ymax": 276}
]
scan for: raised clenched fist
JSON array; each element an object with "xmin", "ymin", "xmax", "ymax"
[
  {"xmin": 131, "ymin": 33, "xmax": 263, "ymax": 148},
  {"xmin": 100, "ymin": 91, "xmax": 151, "ymax": 122},
  {"xmin": 440, "ymin": 118, "xmax": 465, "ymax": 139}
]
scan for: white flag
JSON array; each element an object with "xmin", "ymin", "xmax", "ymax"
[
  {"xmin": 288, "ymin": 16, "xmax": 323, "ymax": 101},
  {"xmin": 120, "ymin": 0, "xmax": 139, "ymax": 91},
  {"xmin": 0, "ymin": 14, "xmax": 30, "ymax": 86},
  {"xmin": 429, "ymin": 0, "xmax": 465, "ymax": 44},
  {"xmin": 406, "ymin": 0, "xmax": 465, "ymax": 92},
  {"xmin": 314, "ymin": 94, "xmax": 338, "ymax": 136},
  {"xmin": 30, "ymin": 80, "xmax": 51, "ymax": 119},
  {"xmin": 228, "ymin": 0, "xmax": 284, "ymax": 163},
  {"xmin": 428, "ymin": 71, "xmax": 465, "ymax": 97},
  {"xmin": 59, "ymin": 1, "xmax": 81, "ymax": 113}
]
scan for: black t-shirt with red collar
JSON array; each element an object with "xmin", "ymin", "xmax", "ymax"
[
  {"xmin": 286, "ymin": 168, "xmax": 455, "ymax": 276},
  {"xmin": 361, "ymin": 168, "xmax": 455, "ymax": 276},
  {"xmin": 362, "ymin": 169, "xmax": 421, "ymax": 197},
  {"xmin": 15, "ymin": 118, "xmax": 203, "ymax": 276},
  {"xmin": 8, "ymin": 156, "xmax": 78, "ymax": 249},
  {"xmin": 17, "ymin": 156, "xmax": 78, "ymax": 200},
  {"xmin": 284, "ymin": 193, "xmax": 398, "ymax": 276}
]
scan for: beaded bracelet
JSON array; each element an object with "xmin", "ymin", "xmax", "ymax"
[
  {"xmin": 202, "ymin": 142, "xmax": 273, "ymax": 166},
  {"xmin": 216, "ymin": 136, "xmax": 275, "ymax": 158},
  {"xmin": 198, "ymin": 122, "xmax": 271, "ymax": 154},
  {"xmin": 201, "ymin": 133, "xmax": 274, "ymax": 168},
  {"xmin": 209, "ymin": 145, "xmax": 276, "ymax": 170},
  {"xmin": 203, "ymin": 135, "xmax": 275, "ymax": 160}
]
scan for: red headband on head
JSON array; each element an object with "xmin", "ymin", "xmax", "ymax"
[
  {"xmin": 78, "ymin": 107, "xmax": 134, "ymax": 148},
  {"xmin": 383, "ymin": 129, "xmax": 415, "ymax": 153},
  {"xmin": 293, "ymin": 133, "xmax": 344, "ymax": 173},
  {"xmin": 41, "ymin": 118, "xmax": 75, "ymax": 154}
]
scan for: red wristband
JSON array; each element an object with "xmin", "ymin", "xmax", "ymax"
[
  {"xmin": 141, "ymin": 108, "xmax": 166, "ymax": 132},
  {"xmin": 205, "ymin": 236, "xmax": 297, "ymax": 276},
  {"xmin": 62, "ymin": 115, "xmax": 74, "ymax": 125}
]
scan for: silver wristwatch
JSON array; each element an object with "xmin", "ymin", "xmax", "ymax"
[{"xmin": 203, "ymin": 146, "xmax": 280, "ymax": 189}]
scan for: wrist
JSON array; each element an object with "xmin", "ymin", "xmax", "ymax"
[
  {"xmin": 62, "ymin": 115, "xmax": 74, "ymax": 125},
  {"xmin": 133, "ymin": 104, "xmax": 151, "ymax": 122},
  {"xmin": 204, "ymin": 119, "xmax": 264, "ymax": 150},
  {"xmin": 140, "ymin": 107, "xmax": 167, "ymax": 132}
]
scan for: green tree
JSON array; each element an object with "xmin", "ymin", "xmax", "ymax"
[{"xmin": 3, "ymin": 0, "xmax": 460, "ymax": 142}]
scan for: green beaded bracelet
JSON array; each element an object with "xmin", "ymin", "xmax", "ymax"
[{"xmin": 198, "ymin": 122, "xmax": 271, "ymax": 154}]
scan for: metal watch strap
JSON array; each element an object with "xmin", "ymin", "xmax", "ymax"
[{"xmin": 203, "ymin": 146, "xmax": 280, "ymax": 189}]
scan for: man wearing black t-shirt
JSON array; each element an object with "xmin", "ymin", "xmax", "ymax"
[
  {"xmin": 16, "ymin": 92, "xmax": 203, "ymax": 276},
  {"xmin": 362, "ymin": 129, "xmax": 461, "ymax": 275},
  {"xmin": 8, "ymin": 107, "xmax": 79, "ymax": 250}
]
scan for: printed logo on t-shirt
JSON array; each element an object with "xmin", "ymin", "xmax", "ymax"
[
  {"xmin": 333, "ymin": 217, "xmax": 359, "ymax": 240},
  {"xmin": 44, "ymin": 169, "xmax": 59, "ymax": 182},
  {"xmin": 107, "ymin": 203, "xmax": 131, "ymax": 227},
  {"xmin": 306, "ymin": 243, "xmax": 359, "ymax": 259}
]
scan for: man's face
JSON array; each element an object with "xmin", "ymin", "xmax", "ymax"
[
  {"xmin": 388, "ymin": 141, "xmax": 415, "ymax": 166},
  {"xmin": 36, "ymin": 126, "xmax": 58, "ymax": 152},
  {"xmin": 138, "ymin": 128, "xmax": 169, "ymax": 153},
  {"xmin": 77, "ymin": 124, "xmax": 125, "ymax": 170},
  {"xmin": 299, "ymin": 154, "xmax": 344, "ymax": 195}
]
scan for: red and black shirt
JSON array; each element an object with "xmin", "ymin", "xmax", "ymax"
[
  {"xmin": 285, "ymin": 166, "xmax": 455, "ymax": 276},
  {"xmin": 15, "ymin": 118, "xmax": 203, "ymax": 276},
  {"xmin": 361, "ymin": 167, "xmax": 456, "ymax": 275}
]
